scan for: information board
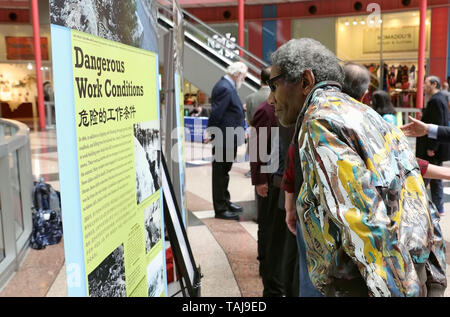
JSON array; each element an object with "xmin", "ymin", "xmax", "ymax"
[{"xmin": 49, "ymin": 0, "xmax": 165, "ymax": 297}]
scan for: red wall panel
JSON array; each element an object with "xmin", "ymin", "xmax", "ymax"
[
  {"xmin": 276, "ymin": 19, "xmax": 291, "ymax": 48},
  {"xmin": 186, "ymin": 0, "xmax": 450, "ymax": 22},
  {"xmin": 429, "ymin": 7, "xmax": 449, "ymax": 83},
  {"xmin": 0, "ymin": 8, "xmax": 29, "ymax": 23},
  {"xmin": 248, "ymin": 21, "xmax": 262, "ymax": 60}
]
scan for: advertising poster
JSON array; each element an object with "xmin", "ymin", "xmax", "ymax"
[{"xmin": 49, "ymin": 0, "xmax": 166, "ymax": 297}]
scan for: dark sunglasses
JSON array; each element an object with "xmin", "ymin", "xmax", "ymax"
[{"xmin": 267, "ymin": 74, "xmax": 284, "ymax": 92}]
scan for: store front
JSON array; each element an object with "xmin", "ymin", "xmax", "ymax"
[
  {"xmin": 187, "ymin": 2, "xmax": 448, "ymax": 109},
  {"xmin": 0, "ymin": 23, "xmax": 52, "ymax": 128},
  {"xmin": 290, "ymin": 9, "xmax": 432, "ymax": 108},
  {"xmin": 336, "ymin": 10, "xmax": 431, "ymax": 107}
]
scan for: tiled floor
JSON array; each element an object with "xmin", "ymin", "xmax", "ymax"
[{"xmin": 1, "ymin": 129, "xmax": 450, "ymax": 297}]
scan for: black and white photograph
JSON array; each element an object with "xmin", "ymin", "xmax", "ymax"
[
  {"xmin": 87, "ymin": 244, "xmax": 126, "ymax": 297},
  {"xmin": 144, "ymin": 198, "xmax": 162, "ymax": 253},
  {"xmin": 49, "ymin": 0, "xmax": 158, "ymax": 53},
  {"xmin": 134, "ymin": 120, "xmax": 161, "ymax": 204},
  {"xmin": 146, "ymin": 252, "xmax": 165, "ymax": 297}
]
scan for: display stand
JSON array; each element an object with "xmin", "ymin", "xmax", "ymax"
[{"xmin": 161, "ymin": 152, "xmax": 202, "ymax": 297}]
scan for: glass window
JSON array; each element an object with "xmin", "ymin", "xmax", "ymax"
[{"xmin": 9, "ymin": 150, "xmax": 24, "ymax": 240}]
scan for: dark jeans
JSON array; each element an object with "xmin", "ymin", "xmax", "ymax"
[
  {"xmin": 281, "ymin": 227, "xmax": 299, "ymax": 297},
  {"xmin": 256, "ymin": 189, "xmax": 270, "ymax": 277},
  {"xmin": 424, "ymin": 160, "xmax": 444, "ymax": 213},
  {"xmin": 259, "ymin": 182, "xmax": 286, "ymax": 297},
  {"xmin": 212, "ymin": 146, "xmax": 237, "ymax": 214},
  {"xmin": 296, "ymin": 220, "xmax": 323, "ymax": 297}
]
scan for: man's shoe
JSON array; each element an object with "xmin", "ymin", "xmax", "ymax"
[
  {"xmin": 228, "ymin": 202, "xmax": 243, "ymax": 213},
  {"xmin": 215, "ymin": 211, "xmax": 240, "ymax": 220}
]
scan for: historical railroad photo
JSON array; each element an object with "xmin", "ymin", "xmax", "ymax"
[
  {"xmin": 49, "ymin": 0, "xmax": 159, "ymax": 53},
  {"xmin": 134, "ymin": 120, "xmax": 161, "ymax": 204},
  {"xmin": 144, "ymin": 198, "xmax": 162, "ymax": 253},
  {"xmin": 88, "ymin": 244, "xmax": 126, "ymax": 297},
  {"xmin": 147, "ymin": 252, "xmax": 164, "ymax": 297}
]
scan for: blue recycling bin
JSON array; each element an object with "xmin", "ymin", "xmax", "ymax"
[{"xmin": 184, "ymin": 116, "xmax": 208, "ymax": 142}]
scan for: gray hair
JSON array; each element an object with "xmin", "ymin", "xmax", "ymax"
[
  {"xmin": 428, "ymin": 75, "xmax": 441, "ymax": 89},
  {"xmin": 343, "ymin": 62, "xmax": 371, "ymax": 99},
  {"xmin": 226, "ymin": 61, "xmax": 248, "ymax": 76},
  {"xmin": 271, "ymin": 38, "xmax": 344, "ymax": 85}
]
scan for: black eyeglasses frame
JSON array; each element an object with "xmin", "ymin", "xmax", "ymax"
[{"xmin": 267, "ymin": 74, "xmax": 284, "ymax": 92}]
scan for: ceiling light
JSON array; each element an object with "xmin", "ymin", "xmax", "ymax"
[{"xmin": 353, "ymin": 20, "xmax": 357, "ymax": 25}]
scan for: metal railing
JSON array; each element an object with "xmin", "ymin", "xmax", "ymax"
[
  {"xmin": 394, "ymin": 107, "xmax": 421, "ymax": 125},
  {"xmin": 0, "ymin": 119, "xmax": 33, "ymax": 290},
  {"xmin": 156, "ymin": 0, "xmax": 268, "ymax": 84}
]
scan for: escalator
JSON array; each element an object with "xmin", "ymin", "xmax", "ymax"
[{"xmin": 156, "ymin": 1, "xmax": 268, "ymax": 101}]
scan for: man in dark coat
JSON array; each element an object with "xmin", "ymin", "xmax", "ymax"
[
  {"xmin": 416, "ymin": 75, "xmax": 450, "ymax": 214},
  {"xmin": 207, "ymin": 61, "xmax": 248, "ymax": 220}
]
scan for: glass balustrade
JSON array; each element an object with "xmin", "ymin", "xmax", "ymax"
[
  {"xmin": 0, "ymin": 119, "xmax": 32, "ymax": 289},
  {"xmin": 9, "ymin": 151, "xmax": 24, "ymax": 240}
]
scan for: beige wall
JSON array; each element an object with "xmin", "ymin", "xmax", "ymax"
[{"xmin": 291, "ymin": 17, "xmax": 336, "ymax": 53}]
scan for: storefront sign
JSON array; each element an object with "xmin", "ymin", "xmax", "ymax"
[
  {"xmin": 207, "ymin": 33, "xmax": 239, "ymax": 61},
  {"xmin": 363, "ymin": 26, "xmax": 421, "ymax": 53},
  {"xmin": 5, "ymin": 37, "xmax": 49, "ymax": 60}
]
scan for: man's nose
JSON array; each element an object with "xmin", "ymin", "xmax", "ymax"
[{"xmin": 267, "ymin": 92, "xmax": 275, "ymax": 105}]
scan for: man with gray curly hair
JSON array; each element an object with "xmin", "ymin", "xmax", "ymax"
[{"xmin": 269, "ymin": 38, "xmax": 446, "ymax": 297}]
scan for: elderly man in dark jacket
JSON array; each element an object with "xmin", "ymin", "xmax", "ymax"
[
  {"xmin": 207, "ymin": 61, "xmax": 248, "ymax": 220},
  {"xmin": 416, "ymin": 75, "xmax": 450, "ymax": 214}
]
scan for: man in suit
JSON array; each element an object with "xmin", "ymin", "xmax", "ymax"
[
  {"xmin": 207, "ymin": 61, "xmax": 248, "ymax": 220},
  {"xmin": 416, "ymin": 75, "xmax": 450, "ymax": 214},
  {"xmin": 402, "ymin": 115, "xmax": 450, "ymax": 143},
  {"xmin": 243, "ymin": 66, "xmax": 272, "ymax": 178}
]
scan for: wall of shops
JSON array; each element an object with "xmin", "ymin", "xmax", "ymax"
[
  {"xmin": 184, "ymin": 0, "xmax": 449, "ymax": 23},
  {"xmin": 0, "ymin": 19, "xmax": 52, "ymax": 120},
  {"xmin": 186, "ymin": 0, "xmax": 450, "ymax": 82}
]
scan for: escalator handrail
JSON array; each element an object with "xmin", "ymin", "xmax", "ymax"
[
  {"xmin": 156, "ymin": 1, "xmax": 268, "ymax": 71},
  {"xmin": 158, "ymin": 13, "xmax": 261, "ymax": 89}
]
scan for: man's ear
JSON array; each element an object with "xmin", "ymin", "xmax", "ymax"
[
  {"xmin": 359, "ymin": 89, "xmax": 369, "ymax": 102},
  {"xmin": 302, "ymin": 70, "xmax": 315, "ymax": 96}
]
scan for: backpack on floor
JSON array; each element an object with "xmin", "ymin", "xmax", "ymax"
[{"xmin": 30, "ymin": 179, "xmax": 63, "ymax": 250}]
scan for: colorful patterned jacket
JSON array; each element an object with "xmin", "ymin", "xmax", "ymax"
[{"xmin": 297, "ymin": 85, "xmax": 447, "ymax": 297}]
